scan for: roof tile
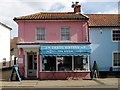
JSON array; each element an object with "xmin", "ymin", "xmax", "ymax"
[
  {"xmin": 14, "ymin": 12, "xmax": 89, "ymax": 20},
  {"xmin": 85, "ymin": 14, "xmax": 119, "ymax": 27}
]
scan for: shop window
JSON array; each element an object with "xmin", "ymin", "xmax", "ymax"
[
  {"xmin": 112, "ymin": 29, "xmax": 120, "ymax": 42},
  {"xmin": 42, "ymin": 56, "xmax": 56, "ymax": 71},
  {"xmin": 61, "ymin": 27, "xmax": 70, "ymax": 41},
  {"xmin": 74, "ymin": 56, "xmax": 83, "ymax": 70},
  {"xmin": 36, "ymin": 28, "xmax": 45, "ymax": 41},
  {"xmin": 3, "ymin": 58, "xmax": 6, "ymax": 66},
  {"xmin": 41, "ymin": 56, "xmax": 89, "ymax": 72},
  {"xmin": 57, "ymin": 56, "xmax": 72, "ymax": 71},
  {"xmin": 74, "ymin": 56, "xmax": 88, "ymax": 71},
  {"xmin": 113, "ymin": 51, "xmax": 120, "ymax": 67}
]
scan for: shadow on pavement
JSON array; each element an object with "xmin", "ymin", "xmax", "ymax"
[{"xmin": 1, "ymin": 88, "xmax": 119, "ymax": 90}]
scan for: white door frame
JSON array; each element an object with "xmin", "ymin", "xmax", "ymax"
[{"xmin": 24, "ymin": 48, "xmax": 39, "ymax": 78}]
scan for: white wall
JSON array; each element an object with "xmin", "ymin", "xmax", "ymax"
[{"xmin": 0, "ymin": 24, "xmax": 11, "ymax": 64}]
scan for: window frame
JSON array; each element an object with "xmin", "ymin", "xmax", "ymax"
[
  {"xmin": 112, "ymin": 51, "xmax": 120, "ymax": 68},
  {"xmin": 41, "ymin": 56, "xmax": 90, "ymax": 72},
  {"xmin": 112, "ymin": 29, "xmax": 120, "ymax": 42},
  {"xmin": 60, "ymin": 27, "xmax": 71, "ymax": 42},
  {"xmin": 36, "ymin": 27, "xmax": 46, "ymax": 42}
]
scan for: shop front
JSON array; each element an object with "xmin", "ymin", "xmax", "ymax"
[{"xmin": 39, "ymin": 44, "xmax": 91, "ymax": 80}]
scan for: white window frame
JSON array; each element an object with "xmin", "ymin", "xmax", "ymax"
[
  {"xmin": 36, "ymin": 28, "xmax": 46, "ymax": 42},
  {"xmin": 112, "ymin": 29, "xmax": 120, "ymax": 42},
  {"xmin": 112, "ymin": 51, "xmax": 120, "ymax": 68},
  {"xmin": 60, "ymin": 27, "xmax": 71, "ymax": 42},
  {"xmin": 41, "ymin": 56, "xmax": 90, "ymax": 72}
]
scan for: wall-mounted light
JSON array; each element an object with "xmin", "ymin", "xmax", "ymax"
[{"xmin": 100, "ymin": 29, "xmax": 103, "ymax": 34}]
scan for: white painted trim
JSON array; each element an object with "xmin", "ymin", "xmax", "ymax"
[
  {"xmin": 21, "ymin": 20, "xmax": 86, "ymax": 22},
  {"xmin": 56, "ymin": 56, "xmax": 58, "ymax": 71},
  {"xmin": 88, "ymin": 55, "xmax": 90, "ymax": 71},
  {"xmin": 40, "ymin": 56, "xmax": 42, "ymax": 72},
  {"xmin": 41, "ymin": 71, "xmax": 91, "ymax": 72},
  {"xmin": 111, "ymin": 29, "xmax": 120, "ymax": 42},
  {"xmin": 72, "ymin": 56, "xmax": 74, "ymax": 71},
  {"xmin": 18, "ymin": 45, "xmax": 40, "ymax": 48},
  {"xmin": 37, "ymin": 52, "xmax": 38, "ymax": 78},
  {"xmin": 112, "ymin": 51, "xmax": 120, "ymax": 68},
  {"xmin": 25, "ymin": 52, "xmax": 27, "ymax": 78}
]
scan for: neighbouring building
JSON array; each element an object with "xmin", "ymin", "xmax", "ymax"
[
  {"xmin": 14, "ymin": 2, "xmax": 91, "ymax": 80},
  {"xmin": 87, "ymin": 14, "xmax": 120, "ymax": 72},
  {"xmin": 10, "ymin": 37, "xmax": 18, "ymax": 67},
  {"xmin": 0, "ymin": 22, "xmax": 12, "ymax": 69}
]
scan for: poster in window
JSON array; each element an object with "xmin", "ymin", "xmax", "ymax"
[{"xmin": 18, "ymin": 58, "xmax": 23, "ymax": 64}]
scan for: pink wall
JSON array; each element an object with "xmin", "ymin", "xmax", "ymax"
[
  {"xmin": 39, "ymin": 72, "xmax": 90, "ymax": 80},
  {"xmin": 17, "ymin": 20, "xmax": 88, "ymax": 43}
]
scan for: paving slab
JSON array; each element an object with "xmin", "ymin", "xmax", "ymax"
[{"xmin": 0, "ymin": 78, "xmax": 119, "ymax": 88}]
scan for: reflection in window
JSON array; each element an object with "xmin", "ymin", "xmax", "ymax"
[
  {"xmin": 41, "ymin": 56, "xmax": 89, "ymax": 71},
  {"xmin": 42, "ymin": 56, "xmax": 56, "ymax": 71},
  {"xmin": 57, "ymin": 56, "xmax": 72, "ymax": 71},
  {"xmin": 74, "ymin": 56, "xmax": 83, "ymax": 70}
]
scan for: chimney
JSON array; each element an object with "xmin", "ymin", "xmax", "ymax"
[{"xmin": 72, "ymin": 2, "xmax": 81, "ymax": 14}]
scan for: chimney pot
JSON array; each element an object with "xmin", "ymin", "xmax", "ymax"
[{"xmin": 72, "ymin": 2, "xmax": 81, "ymax": 14}]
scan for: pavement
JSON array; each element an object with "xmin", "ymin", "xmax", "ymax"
[{"xmin": 0, "ymin": 78, "xmax": 119, "ymax": 89}]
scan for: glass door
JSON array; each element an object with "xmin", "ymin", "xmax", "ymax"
[{"xmin": 27, "ymin": 52, "xmax": 37, "ymax": 77}]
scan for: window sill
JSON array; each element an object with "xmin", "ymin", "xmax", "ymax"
[
  {"xmin": 35, "ymin": 40, "xmax": 46, "ymax": 43},
  {"xmin": 112, "ymin": 66, "xmax": 120, "ymax": 68},
  {"xmin": 112, "ymin": 41, "xmax": 120, "ymax": 42},
  {"xmin": 40, "ymin": 70, "xmax": 90, "ymax": 72},
  {"xmin": 60, "ymin": 41, "xmax": 72, "ymax": 43}
]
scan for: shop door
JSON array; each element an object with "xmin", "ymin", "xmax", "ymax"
[{"xmin": 27, "ymin": 52, "xmax": 37, "ymax": 77}]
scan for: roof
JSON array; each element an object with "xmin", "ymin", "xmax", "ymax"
[
  {"xmin": 0, "ymin": 22, "xmax": 12, "ymax": 30},
  {"xmin": 14, "ymin": 12, "xmax": 119, "ymax": 27},
  {"xmin": 13, "ymin": 12, "xmax": 89, "ymax": 21},
  {"xmin": 85, "ymin": 14, "xmax": 119, "ymax": 27}
]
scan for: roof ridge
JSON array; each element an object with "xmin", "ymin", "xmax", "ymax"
[{"xmin": 0, "ymin": 22, "xmax": 12, "ymax": 30}]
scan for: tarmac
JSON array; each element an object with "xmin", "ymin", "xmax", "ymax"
[{"xmin": 0, "ymin": 78, "xmax": 119, "ymax": 89}]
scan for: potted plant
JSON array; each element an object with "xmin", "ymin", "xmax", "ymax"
[{"xmin": 92, "ymin": 61, "xmax": 99, "ymax": 78}]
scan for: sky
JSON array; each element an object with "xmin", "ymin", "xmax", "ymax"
[{"xmin": 0, "ymin": 0, "xmax": 119, "ymax": 38}]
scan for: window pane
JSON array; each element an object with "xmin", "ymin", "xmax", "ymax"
[
  {"xmin": 74, "ymin": 56, "xmax": 83, "ymax": 70},
  {"xmin": 61, "ymin": 27, "xmax": 70, "ymax": 41},
  {"xmin": 37, "ymin": 28, "xmax": 45, "ymax": 40},
  {"xmin": 114, "ymin": 53, "xmax": 117, "ymax": 60},
  {"xmin": 113, "ymin": 52, "xmax": 120, "ymax": 67},
  {"xmin": 112, "ymin": 30, "xmax": 120, "ymax": 41},
  {"xmin": 58, "ymin": 56, "xmax": 72, "ymax": 71},
  {"xmin": 28, "ymin": 55, "xmax": 33, "ymax": 69},
  {"xmin": 42, "ymin": 56, "xmax": 56, "ymax": 71}
]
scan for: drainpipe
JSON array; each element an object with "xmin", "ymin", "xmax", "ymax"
[{"xmin": 87, "ymin": 22, "xmax": 90, "ymax": 42}]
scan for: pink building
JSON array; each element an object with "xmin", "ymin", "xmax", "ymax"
[{"xmin": 14, "ymin": 2, "xmax": 91, "ymax": 80}]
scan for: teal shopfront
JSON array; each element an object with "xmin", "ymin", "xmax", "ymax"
[{"xmin": 39, "ymin": 44, "xmax": 91, "ymax": 80}]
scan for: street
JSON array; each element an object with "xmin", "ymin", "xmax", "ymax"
[{"xmin": 0, "ymin": 78, "xmax": 119, "ymax": 90}]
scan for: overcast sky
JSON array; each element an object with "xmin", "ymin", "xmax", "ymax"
[{"xmin": 0, "ymin": 0, "xmax": 119, "ymax": 38}]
